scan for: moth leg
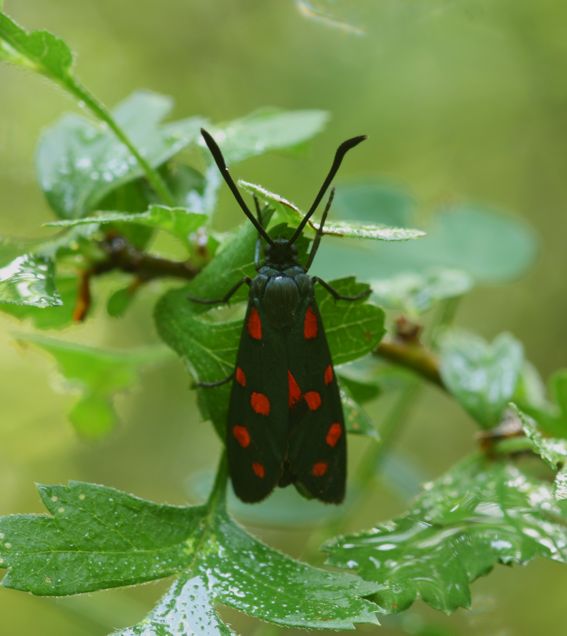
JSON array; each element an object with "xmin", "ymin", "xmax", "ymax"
[
  {"xmin": 312, "ymin": 276, "xmax": 371, "ymax": 302},
  {"xmin": 193, "ymin": 372, "xmax": 234, "ymax": 389},
  {"xmin": 305, "ymin": 188, "xmax": 335, "ymax": 272},
  {"xmin": 187, "ymin": 277, "xmax": 251, "ymax": 305}
]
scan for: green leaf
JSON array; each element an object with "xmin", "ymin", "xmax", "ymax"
[
  {"xmin": 514, "ymin": 406, "xmax": 567, "ymax": 500},
  {"xmin": 0, "ymin": 11, "xmax": 73, "ymax": 79},
  {"xmin": 439, "ymin": 330, "xmax": 524, "ymax": 428},
  {"xmin": 47, "ymin": 205, "xmax": 207, "ymax": 249},
  {"xmin": 210, "ymin": 108, "xmax": 329, "ymax": 164},
  {"xmin": 0, "ymin": 249, "xmax": 61, "ymax": 308},
  {"xmin": 316, "ymin": 204, "xmax": 537, "ymax": 285},
  {"xmin": 325, "ymin": 455, "xmax": 567, "ymax": 614},
  {"xmin": 315, "ymin": 277, "xmax": 385, "ymax": 365},
  {"xmin": 155, "ymin": 221, "xmax": 385, "ymax": 435},
  {"xmin": 16, "ymin": 334, "xmax": 167, "ymax": 439},
  {"xmin": 371, "ymin": 268, "xmax": 473, "ymax": 316},
  {"xmin": 339, "ymin": 381, "xmax": 379, "ymax": 440},
  {"xmin": 240, "ymin": 181, "xmax": 424, "ymax": 241},
  {"xmin": 114, "ymin": 575, "xmax": 234, "ymax": 636},
  {"xmin": 517, "ymin": 368, "xmax": 567, "ymax": 438},
  {"xmin": 37, "ymin": 91, "xmax": 205, "ymax": 218},
  {"xmin": 0, "ymin": 481, "xmax": 380, "ymax": 631},
  {"xmin": 0, "ymin": 275, "xmax": 77, "ymax": 328}
]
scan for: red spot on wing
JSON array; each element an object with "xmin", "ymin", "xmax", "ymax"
[
  {"xmin": 288, "ymin": 371, "xmax": 302, "ymax": 408},
  {"xmin": 247, "ymin": 308, "xmax": 262, "ymax": 340},
  {"xmin": 304, "ymin": 391, "xmax": 322, "ymax": 411},
  {"xmin": 235, "ymin": 367, "xmax": 247, "ymax": 387},
  {"xmin": 232, "ymin": 425, "xmax": 251, "ymax": 448},
  {"xmin": 311, "ymin": 462, "xmax": 328, "ymax": 477},
  {"xmin": 326, "ymin": 422, "xmax": 343, "ymax": 447},
  {"xmin": 252, "ymin": 462, "xmax": 266, "ymax": 478},
  {"xmin": 304, "ymin": 306, "xmax": 318, "ymax": 340},
  {"xmin": 324, "ymin": 364, "xmax": 334, "ymax": 385},
  {"xmin": 250, "ymin": 392, "xmax": 270, "ymax": 416}
]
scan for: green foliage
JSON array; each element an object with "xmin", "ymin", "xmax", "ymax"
[
  {"xmin": 17, "ymin": 334, "xmax": 167, "ymax": 439},
  {"xmin": 240, "ymin": 181, "xmax": 425, "ymax": 241},
  {"xmin": 37, "ymin": 92, "xmax": 204, "ymax": 219},
  {"xmin": 515, "ymin": 406, "xmax": 567, "ymax": 501},
  {"xmin": 48, "ymin": 205, "xmax": 208, "ymax": 249},
  {"xmin": 325, "ymin": 455, "xmax": 567, "ymax": 614},
  {"xmin": 0, "ymin": 7, "xmax": 565, "ymax": 634},
  {"xmin": 0, "ymin": 11, "xmax": 74, "ymax": 79},
  {"xmin": 0, "ymin": 478, "xmax": 380, "ymax": 632},
  {"xmin": 516, "ymin": 367, "xmax": 567, "ymax": 438},
  {"xmin": 0, "ymin": 249, "xmax": 61, "ymax": 308},
  {"xmin": 439, "ymin": 330, "xmax": 524, "ymax": 428}
]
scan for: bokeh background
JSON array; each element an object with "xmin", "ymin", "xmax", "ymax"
[{"xmin": 1, "ymin": 1, "xmax": 566, "ymax": 634}]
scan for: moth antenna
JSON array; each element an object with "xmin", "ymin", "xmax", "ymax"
[
  {"xmin": 201, "ymin": 128, "xmax": 273, "ymax": 244},
  {"xmin": 290, "ymin": 135, "xmax": 367, "ymax": 243}
]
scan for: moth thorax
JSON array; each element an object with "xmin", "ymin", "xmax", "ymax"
[
  {"xmin": 263, "ymin": 276, "xmax": 300, "ymax": 328},
  {"xmin": 265, "ymin": 238, "xmax": 297, "ymax": 268}
]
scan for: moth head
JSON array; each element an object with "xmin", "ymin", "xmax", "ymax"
[{"xmin": 265, "ymin": 238, "xmax": 297, "ymax": 266}]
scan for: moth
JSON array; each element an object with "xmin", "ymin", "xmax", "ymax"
[{"xmin": 191, "ymin": 128, "xmax": 368, "ymax": 503}]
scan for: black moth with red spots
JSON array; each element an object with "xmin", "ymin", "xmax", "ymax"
[{"xmin": 190, "ymin": 128, "xmax": 369, "ymax": 503}]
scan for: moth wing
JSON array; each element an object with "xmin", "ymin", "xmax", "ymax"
[
  {"xmin": 286, "ymin": 299, "xmax": 346, "ymax": 503},
  {"xmin": 227, "ymin": 300, "xmax": 289, "ymax": 503}
]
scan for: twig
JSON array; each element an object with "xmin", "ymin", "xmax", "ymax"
[{"xmin": 72, "ymin": 234, "xmax": 203, "ymax": 321}]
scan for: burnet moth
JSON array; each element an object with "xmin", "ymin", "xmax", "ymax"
[{"xmin": 191, "ymin": 129, "xmax": 368, "ymax": 503}]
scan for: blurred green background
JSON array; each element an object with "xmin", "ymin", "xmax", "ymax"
[{"xmin": 1, "ymin": 0, "xmax": 566, "ymax": 634}]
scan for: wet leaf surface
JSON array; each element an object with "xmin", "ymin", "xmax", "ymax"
[
  {"xmin": 240, "ymin": 181, "xmax": 424, "ymax": 241},
  {"xmin": 47, "ymin": 205, "xmax": 208, "ymax": 249},
  {"xmin": 37, "ymin": 91, "xmax": 205, "ymax": 219},
  {"xmin": 0, "ymin": 252, "xmax": 61, "ymax": 308},
  {"xmin": 0, "ymin": 482, "xmax": 380, "ymax": 632},
  {"xmin": 515, "ymin": 406, "xmax": 567, "ymax": 500},
  {"xmin": 439, "ymin": 330, "xmax": 524, "ymax": 428},
  {"xmin": 325, "ymin": 455, "xmax": 567, "ymax": 614}
]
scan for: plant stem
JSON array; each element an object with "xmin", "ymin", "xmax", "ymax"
[
  {"xmin": 64, "ymin": 77, "xmax": 176, "ymax": 207},
  {"xmin": 207, "ymin": 451, "xmax": 228, "ymax": 512},
  {"xmin": 374, "ymin": 340, "xmax": 444, "ymax": 390}
]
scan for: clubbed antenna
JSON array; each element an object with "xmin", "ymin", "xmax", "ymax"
[
  {"xmin": 290, "ymin": 135, "xmax": 367, "ymax": 243},
  {"xmin": 201, "ymin": 128, "xmax": 273, "ymax": 244}
]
